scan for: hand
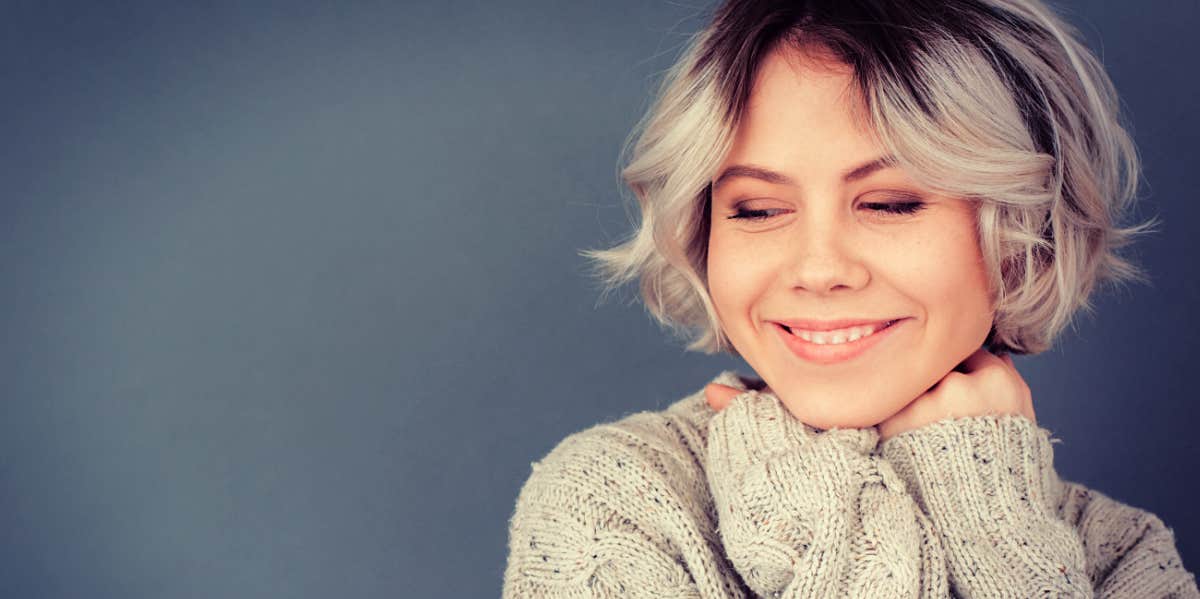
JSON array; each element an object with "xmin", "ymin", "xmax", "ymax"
[
  {"xmin": 704, "ymin": 382, "xmax": 746, "ymax": 412},
  {"xmin": 877, "ymin": 347, "xmax": 1036, "ymax": 442}
]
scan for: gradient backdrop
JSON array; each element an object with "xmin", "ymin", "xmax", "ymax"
[{"xmin": 2, "ymin": 1, "xmax": 1197, "ymax": 597}]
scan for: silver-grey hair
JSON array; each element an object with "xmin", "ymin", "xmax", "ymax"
[{"xmin": 582, "ymin": 0, "xmax": 1157, "ymax": 356}]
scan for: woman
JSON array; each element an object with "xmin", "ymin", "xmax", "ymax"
[{"xmin": 503, "ymin": 0, "xmax": 1198, "ymax": 597}]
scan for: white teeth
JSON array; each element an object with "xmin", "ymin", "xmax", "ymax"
[{"xmin": 789, "ymin": 322, "xmax": 890, "ymax": 345}]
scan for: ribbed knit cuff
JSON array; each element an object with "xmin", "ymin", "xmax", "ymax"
[
  {"xmin": 880, "ymin": 414, "xmax": 1089, "ymax": 596},
  {"xmin": 879, "ymin": 414, "xmax": 1067, "ymax": 525},
  {"xmin": 707, "ymin": 389, "xmax": 880, "ymax": 482},
  {"xmin": 705, "ymin": 373, "xmax": 881, "ymax": 454}
]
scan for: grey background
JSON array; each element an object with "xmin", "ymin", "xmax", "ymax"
[{"xmin": 1, "ymin": 1, "xmax": 1196, "ymax": 597}]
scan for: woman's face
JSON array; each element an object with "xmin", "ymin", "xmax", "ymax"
[{"xmin": 707, "ymin": 46, "xmax": 995, "ymax": 430}]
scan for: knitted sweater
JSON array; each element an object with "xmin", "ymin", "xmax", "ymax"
[{"xmin": 502, "ymin": 370, "xmax": 1199, "ymax": 598}]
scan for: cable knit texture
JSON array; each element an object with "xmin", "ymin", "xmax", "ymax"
[{"xmin": 502, "ymin": 371, "xmax": 1199, "ymax": 598}]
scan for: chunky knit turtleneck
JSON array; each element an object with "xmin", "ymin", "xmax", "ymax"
[{"xmin": 502, "ymin": 370, "xmax": 1198, "ymax": 598}]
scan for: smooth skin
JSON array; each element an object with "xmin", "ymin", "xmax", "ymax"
[{"xmin": 705, "ymin": 44, "xmax": 1037, "ymax": 440}]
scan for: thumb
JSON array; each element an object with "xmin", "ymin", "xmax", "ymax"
[{"xmin": 704, "ymin": 383, "xmax": 743, "ymax": 412}]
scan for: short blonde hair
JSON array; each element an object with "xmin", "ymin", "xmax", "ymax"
[{"xmin": 581, "ymin": 0, "xmax": 1157, "ymax": 356}]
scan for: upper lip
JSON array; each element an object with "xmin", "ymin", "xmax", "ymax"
[{"xmin": 773, "ymin": 317, "xmax": 902, "ymax": 332}]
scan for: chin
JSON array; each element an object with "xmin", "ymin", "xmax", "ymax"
[{"xmin": 811, "ymin": 410, "xmax": 887, "ymax": 431}]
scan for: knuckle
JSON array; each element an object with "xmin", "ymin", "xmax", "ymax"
[{"xmin": 939, "ymin": 371, "xmax": 968, "ymax": 390}]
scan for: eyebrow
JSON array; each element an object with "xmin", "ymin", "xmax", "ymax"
[{"xmin": 712, "ymin": 154, "xmax": 897, "ymax": 190}]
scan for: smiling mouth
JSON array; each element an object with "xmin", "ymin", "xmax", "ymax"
[
  {"xmin": 773, "ymin": 318, "xmax": 907, "ymax": 365},
  {"xmin": 779, "ymin": 319, "xmax": 900, "ymax": 345}
]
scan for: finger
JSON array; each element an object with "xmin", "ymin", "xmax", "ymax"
[
  {"xmin": 958, "ymin": 346, "xmax": 1002, "ymax": 374},
  {"xmin": 1020, "ymin": 375, "xmax": 1037, "ymax": 424},
  {"xmin": 704, "ymin": 383, "xmax": 743, "ymax": 412},
  {"xmin": 997, "ymin": 353, "xmax": 1032, "ymax": 412},
  {"xmin": 878, "ymin": 396, "xmax": 916, "ymax": 441}
]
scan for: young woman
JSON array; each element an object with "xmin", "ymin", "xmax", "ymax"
[{"xmin": 503, "ymin": 1, "xmax": 1198, "ymax": 597}]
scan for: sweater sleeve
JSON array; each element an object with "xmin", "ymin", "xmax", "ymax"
[
  {"xmin": 880, "ymin": 414, "xmax": 1200, "ymax": 598},
  {"xmin": 705, "ymin": 389, "xmax": 950, "ymax": 598}
]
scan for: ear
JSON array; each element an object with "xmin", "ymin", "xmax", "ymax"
[{"xmin": 704, "ymin": 383, "xmax": 742, "ymax": 412}]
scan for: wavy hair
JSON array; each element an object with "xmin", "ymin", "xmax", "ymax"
[{"xmin": 581, "ymin": 0, "xmax": 1157, "ymax": 356}]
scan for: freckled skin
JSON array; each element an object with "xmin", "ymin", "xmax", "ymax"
[{"xmin": 706, "ymin": 45, "xmax": 995, "ymax": 430}]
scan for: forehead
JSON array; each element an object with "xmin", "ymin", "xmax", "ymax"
[
  {"xmin": 720, "ymin": 46, "xmax": 884, "ymax": 179},
  {"xmin": 752, "ymin": 44, "xmax": 870, "ymax": 122}
]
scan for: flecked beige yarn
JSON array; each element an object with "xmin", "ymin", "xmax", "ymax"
[{"xmin": 502, "ymin": 371, "xmax": 1199, "ymax": 598}]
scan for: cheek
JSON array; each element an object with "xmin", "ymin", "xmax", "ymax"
[
  {"xmin": 706, "ymin": 236, "xmax": 740, "ymax": 302},
  {"xmin": 916, "ymin": 223, "xmax": 994, "ymax": 345},
  {"xmin": 940, "ymin": 223, "xmax": 992, "ymax": 311},
  {"xmin": 706, "ymin": 233, "xmax": 771, "ymax": 328},
  {"xmin": 899, "ymin": 212, "xmax": 989, "ymax": 301}
]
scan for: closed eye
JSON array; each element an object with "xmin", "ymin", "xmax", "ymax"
[
  {"xmin": 726, "ymin": 208, "xmax": 784, "ymax": 221},
  {"xmin": 861, "ymin": 201, "xmax": 926, "ymax": 216},
  {"xmin": 726, "ymin": 201, "xmax": 926, "ymax": 221}
]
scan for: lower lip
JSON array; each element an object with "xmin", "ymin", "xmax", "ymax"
[{"xmin": 773, "ymin": 319, "xmax": 906, "ymax": 365}]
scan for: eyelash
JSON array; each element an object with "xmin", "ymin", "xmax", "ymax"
[{"xmin": 726, "ymin": 201, "xmax": 927, "ymax": 221}]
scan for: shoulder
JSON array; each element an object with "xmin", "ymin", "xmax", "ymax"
[
  {"xmin": 1057, "ymin": 480, "xmax": 1198, "ymax": 594},
  {"xmin": 515, "ymin": 369, "xmax": 759, "ymax": 503},
  {"xmin": 502, "ymin": 371, "xmax": 752, "ymax": 597},
  {"xmin": 510, "ymin": 378, "xmax": 715, "ymax": 527},
  {"xmin": 1057, "ymin": 480, "xmax": 1178, "ymax": 550}
]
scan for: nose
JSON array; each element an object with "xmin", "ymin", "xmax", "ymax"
[{"xmin": 785, "ymin": 209, "xmax": 870, "ymax": 294}]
